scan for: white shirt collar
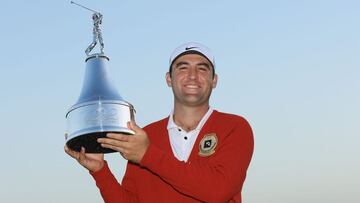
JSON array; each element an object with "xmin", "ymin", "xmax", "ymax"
[{"xmin": 167, "ymin": 107, "xmax": 214, "ymax": 132}]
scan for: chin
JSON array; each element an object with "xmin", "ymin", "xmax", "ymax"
[{"xmin": 183, "ymin": 99, "xmax": 207, "ymax": 107}]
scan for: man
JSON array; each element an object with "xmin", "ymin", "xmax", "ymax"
[{"xmin": 65, "ymin": 42, "xmax": 254, "ymax": 203}]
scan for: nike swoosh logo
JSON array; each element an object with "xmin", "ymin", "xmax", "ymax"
[{"xmin": 185, "ymin": 46, "xmax": 198, "ymax": 50}]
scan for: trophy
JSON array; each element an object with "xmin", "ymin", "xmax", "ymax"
[{"xmin": 65, "ymin": 2, "xmax": 135, "ymax": 153}]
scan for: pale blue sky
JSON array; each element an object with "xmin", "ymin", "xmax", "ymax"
[{"xmin": 0, "ymin": 0, "xmax": 359, "ymax": 202}]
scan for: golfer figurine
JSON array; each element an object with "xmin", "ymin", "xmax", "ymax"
[
  {"xmin": 85, "ymin": 12, "xmax": 104, "ymax": 55},
  {"xmin": 71, "ymin": 1, "xmax": 105, "ymax": 55}
]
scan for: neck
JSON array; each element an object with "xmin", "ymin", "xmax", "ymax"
[{"xmin": 173, "ymin": 104, "xmax": 210, "ymax": 132}]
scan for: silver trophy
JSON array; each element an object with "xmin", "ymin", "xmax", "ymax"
[{"xmin": 66, "ymin": 2, "xmax": 135, "ymax": 153}]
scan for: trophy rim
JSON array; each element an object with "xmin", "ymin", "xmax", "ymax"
[
  {"xmin": 66, "ymin": 99, "xmax": 133, "ymax": 118},
  {"xmin": 85, "ymin": 53, "xmax": 110, "ymax": 62}
]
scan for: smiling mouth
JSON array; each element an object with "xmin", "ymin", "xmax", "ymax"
[{"xmin": 184, "ymin": 84, "xmax": 200, "ymax": 89}]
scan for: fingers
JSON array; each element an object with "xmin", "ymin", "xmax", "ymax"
[
  {"xmin": 64, "ymin": 145, "xmax": 86, "ymax": 164},
  {"xmin": 98, "ymin": 135, "xmax": 127, "ymax": 151},
  {"xmin": 78, "ymin": 147, "xmax": 86, "ymax": 164},
  {"xmin": 98, "ymin": 134, "xmax": 128, "ymax": 147},
  {"xmin": 64, "ymin": 145, "xmax": 80, "ymax": 160},
  {"xmin": 97, "ymin": 133, "xmax": 132, "ymax": 154},
  {"xmin": 106, "ymin": 133, "xmax": 130, "ymax": 141},
  {"xmin": 100, "ymin": 143, "xmax": 125, "ymax": 154}
]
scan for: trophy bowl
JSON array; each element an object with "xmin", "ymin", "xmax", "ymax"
[{"xmin": 65, "ymin": 54, "xmax": 135, "ymax": 153}]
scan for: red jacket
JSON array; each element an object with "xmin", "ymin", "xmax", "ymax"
[{"xmin": 91, "ymin": 110, "xmax": 254, "ymax": 203}]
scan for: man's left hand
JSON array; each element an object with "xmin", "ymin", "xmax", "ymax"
[{"xmin": 97, "ymin": 121, "xmax": 150, "ymax": 164}]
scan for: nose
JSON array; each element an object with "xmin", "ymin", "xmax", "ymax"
[{"xmin": 188, "ymin": 67, "xmax": 198, "ymax": 80}]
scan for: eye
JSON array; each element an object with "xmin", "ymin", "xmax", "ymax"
[
  {"xmin": 177, "ymin": 65, "xmax": 188, "ymax": 70},
  {"xmin": 199, "ymin": 67, "xmax": 207, "ymax": 71},
  {"xmin": 198, "ymin": 66, "xmax": 209, "ymax": 72}
]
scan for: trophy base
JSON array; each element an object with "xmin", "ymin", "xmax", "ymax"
[{"xmin": 66, "ymin": 132, "xmax": 132, "ymax": 153}]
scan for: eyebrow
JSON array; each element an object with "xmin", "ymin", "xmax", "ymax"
[
  {"xmin": 175, "ymin": 61, "xmax": 190, "ymax": 67},
  {"xmin": 197, "ymin": 62, "xmax": 210, "ymax": 69},
  {"xmin": 175, "ymin": 61, "xmax": 211, "ymax": 69}
]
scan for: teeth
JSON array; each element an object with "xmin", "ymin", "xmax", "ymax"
[{"xmin": 185, "ymin": 85, "xmax": 199, "ymax": 88}]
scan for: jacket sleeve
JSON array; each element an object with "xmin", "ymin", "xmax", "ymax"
[
  {"xmin": 140, "ymin": 118, "xmax": 254, "ymax": 203},
  {"xmin": 90, "ymin": 161, "xmax": 138, "ymax": 203}
]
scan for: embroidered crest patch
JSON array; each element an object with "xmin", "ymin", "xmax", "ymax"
[{"xmin": 199, "ymin": 133, "xmax": 218, "ymax": 157}]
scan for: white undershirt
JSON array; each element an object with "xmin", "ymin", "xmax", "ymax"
[{"xmin": 167, "ymin": 107, "xmax": 214, "ymax": 162}]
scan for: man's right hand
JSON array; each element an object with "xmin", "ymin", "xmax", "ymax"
[{"xmin": 64, "ymin": 145, "xmax": 105, "ymax": 173}]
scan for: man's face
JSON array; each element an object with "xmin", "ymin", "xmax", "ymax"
[{"xmin": 166, "ymin": 54, "xmax": 217, "ymax": 107}]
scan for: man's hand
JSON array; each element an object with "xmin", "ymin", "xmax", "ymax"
[
  {"xmin": 64, "ymin": 145, "xmax": 105, "ymax": 173},
  {"xmin": 97, "ymin": 121, "xmax": 150, "ymax": 164}
]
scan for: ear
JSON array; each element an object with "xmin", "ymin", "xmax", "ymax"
[
  {"xmin": 212, "ymin": 74, "xmax": 218, "ymax": 89},
  {"xmin": 166, "ymin": 72, "xmax": 172, "ymax": 87}
]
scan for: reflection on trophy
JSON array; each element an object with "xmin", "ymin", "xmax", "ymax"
[{"xmin": 66, "ymin": 2, "xmax": 135, "ymax": 153}]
